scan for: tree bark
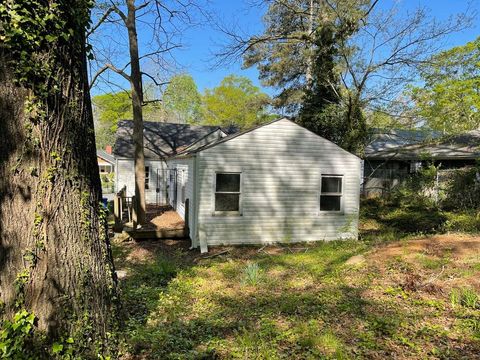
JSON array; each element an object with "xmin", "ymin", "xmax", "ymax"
[
  {"xmin": 0, "ymin": 0, "xmax": 117, "ymax": 349},
  {"xmin": 126, "ymin": 0, "xmax": 147, "ymax": 225}
]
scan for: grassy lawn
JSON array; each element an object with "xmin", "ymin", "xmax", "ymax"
[{"xmin": 113, "ymin": 205, "xmax": 480, "ymax": 359}]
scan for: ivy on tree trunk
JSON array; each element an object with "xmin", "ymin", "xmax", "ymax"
[{"xmin": 0, "ymin": 0, "xmax": 118, "ymax": 354}]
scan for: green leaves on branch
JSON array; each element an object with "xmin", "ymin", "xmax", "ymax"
[
  {"xmin": 163, "ymin": 74, "xmax": 203, "ymax": 124},
  {"xmin": 202, "ymin": 75, "xmax": 272, "ymax": 129},
  {"xmin": 408, "ymin": 37, "xmax": 480, "ymax": 134}
]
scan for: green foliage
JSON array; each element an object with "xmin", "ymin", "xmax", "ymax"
[
  {"xmin": 298, "ymin": 16, "xmax": 368, "ymax": 154},
  {"xmin": 202, "ymin": 75, "xmax": 272, "ymax": 129},
  {"xmin": 243, "ymin": 0, "xmax": 371, "ymax": 113},
  {"xmin": 0, "ymin": 310, "xmax": 36, "ymax": 359},
  {"xmin": 391, "ymin": 164, "xmax": 438, "ymax": 208},
  {"xmin": 93, "ymin": 92, "xmax": 132, "ymax": 130},
  {"xmin": 460, "ymin": 288, "xmax": 479, "ymax": 309},
  {"xmin": 0, "ymin": 0, "xmax": 92, "ymax": 94},
  {"xmin": 163, "ymin": 74, "xmax": 203, "ymax": 124},
  {"xmin": 443, "ymin": 212, "xmax": 480, "ymax": 233},
  {"xmin": 382, "ymin": 207, "xmax": 446, "ymax": 234},
  {"xmin": 51, "ymin": 337, "xmax": 76, "ymax": 359},
  {"xmin": 100, "ymin": 172, "xmax": 115, "ymax": 194},
  {"xmin": 92, "ymin": 85, "xmax": 165, "ymax": 148},
  {"xmin": 409, "ymin": 37, "xmax": 480, "ymax": 133},
  {"xmin": 440, "ymin": 166, "xmax": 480, "ymax": 211},
  {"xmin": 299, "ymin": 100, "xmax": 368, "ymax": 154},
  {"xmin": 92, "ymin": 92, "xmax": 132, "ymax": 149}
]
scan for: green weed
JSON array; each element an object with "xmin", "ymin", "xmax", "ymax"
[
  {"xmin": 461, "ymin": 288, "xmax": 479, "ymax": 309},
  {"xmin": 242, "ymin": 262, "xmax": 262, "ymax": 286}
]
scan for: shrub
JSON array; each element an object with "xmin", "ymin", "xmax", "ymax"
[
  {"xmin": 382, "ymin": 207, "xmax": 446, "ymax": 234},
  {"xmin": 391, "ymin": 164, "xmax": 438, "ymax": 209},
  {"xmin": 441, "ymin": 167, "xmax": 480, "ymax": 211},
  {"xmin": 444, "ymin": 212, "xmax": 480, "ymax": 233}
]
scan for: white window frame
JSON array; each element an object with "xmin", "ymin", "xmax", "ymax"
[
  {"xmin": 213, "ymin": 171, "xmax": 242, "ymax": 216},
  {"xmin": 319, "ymin": 174, "xmax": 344, "ymax": 213},
  {"xmin": 145, "ymin": 166, "xmax": 150, "ymax": 190}
]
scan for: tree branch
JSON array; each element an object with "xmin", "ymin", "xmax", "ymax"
[{"xmin": 87, "ymin": 6, "xmax": 116, "ymax": 37}]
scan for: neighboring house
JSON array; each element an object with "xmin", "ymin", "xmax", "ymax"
[
  {"xmin": 364, "ymin": 129, "xmax": 480, "ymax": 195},
  {"xmin": 97, "ymin": 146, "xmax": 115, "ymax": 174},
  {"xmin": 166, "ymin": 118, "xmax": 361, "ymax": 252},
  {"xmin": 113, "ymin": 120, "xmax": 227, "ymax": 204}
]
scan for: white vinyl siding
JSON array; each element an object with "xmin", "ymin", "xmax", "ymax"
[
  {"xmin": 166, "ymin": 158, "xmax": 195, "ymax": 240},
  {"xmin": 195, "ymin": 119, "xmax": 361, "ymax": 246},
  {"xmin": 115, "ymin": 159, "xmax": 166, "ymax": 204}
]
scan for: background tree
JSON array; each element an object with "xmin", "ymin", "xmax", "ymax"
[
  {"xmin": 0, "ymin": 0, "xmax": 117, "ymax": 355},
  {"xmin": 163, "ymin": 74, "xmax": 203, "ymax": 124},
  {"xmin": 220, "ymin": 0, "xmax": 472, "ymax": 153},
  {"xmin": 93, "ymin": 91, "xmax": 132, "ymax": 149},
  {"xmin": 89, "ymin": 0, "xmax": 205, "ymax": 224},
  {"xmin": 202, "ymin": 75, "xmax": 272, "ymax": 129},
  {"xmin": 298, "ymin": 2, "xmax": 368, "ymax": 153},
  {"xmin": 409, "ymin": 37, "xmax": 480, "ymax": 134},
  {"xmin": 92, "ymin": 85, "xmax": 166, "ymax": 149}
]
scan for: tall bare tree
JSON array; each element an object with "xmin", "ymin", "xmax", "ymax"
[
  {"xmin": 0, "ymin": 0, "xmax": 117, "ymax": 355},
  {"xmin": 89, "ymin": 0, "xmax": 205, "ymax": 225},
  {"xmin": 218, "ymin": 0, "xmax": 473, "ymax": 122}
]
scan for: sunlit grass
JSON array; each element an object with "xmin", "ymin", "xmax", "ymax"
[{"xmin": 112, "ymin": 203, "xmax": 480, "ymax": 359}]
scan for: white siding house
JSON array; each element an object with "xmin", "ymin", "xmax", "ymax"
[
  {"xmin": 113, "ymin": 120, "xmax": 225, "ymax": 204},
  {"xmin": 166, "ymin": 118, "xmax": 361, "ymax": 253}
]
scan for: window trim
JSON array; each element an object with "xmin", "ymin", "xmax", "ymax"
[
  {"xmin": 213, "ymin": 171, "xmax": 243, "ymax": 216},
  {"xmin": 319, "ymin": 174, "xmax": 344, "ymax": 213}
]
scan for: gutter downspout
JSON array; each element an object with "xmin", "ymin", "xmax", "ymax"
[
  {"xmin": 189, "ymin": 154, "xmax": 199, "ymax": 250},
  {"xmin": 195, "ymin": 152, "xmax": 208, "ymax": 253}
]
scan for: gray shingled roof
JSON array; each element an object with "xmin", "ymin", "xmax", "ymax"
[
  {"xmin": 97, "ymin": 149, "xmax": 115, "ymax": 164},
  {"xmin": 365, "ymin": 129, "xmax": 441, "ymax": 155},
  {"xmin": 114, "ymin": 120, "xmax": 221, "ymax": 159},
  {"xmin": 365, "ymin": 129, "xmax": 480, "ymax": 160}
]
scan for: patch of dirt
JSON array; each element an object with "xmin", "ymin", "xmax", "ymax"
[
  {"xmin": 113, "ymin": 237, "xmax": 195, "ymax": 266},
  {"xmin": 149, "ymin": 210, "xmax": 184, "ymax": 230},
  {"xmin": 365, "ymin": 234, "xmax": 480, "ymax": 293},
  {"xmin": 369, "ymin": 234, "xmax": 480, "ymax": 263}
]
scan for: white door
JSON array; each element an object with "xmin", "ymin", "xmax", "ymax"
[
  {"xmin": 175, "ymin": 167, "xmax": 187, "ymax": 219},
  {"xmin": 167, "ymin": 169, "xmax": 176, "ymax": 209}
]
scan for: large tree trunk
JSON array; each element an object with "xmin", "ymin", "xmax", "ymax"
[
  {"xmin": 0, "ymin": 0, "xmax": 117, "ymax": 350},
  {"xmin": 127, "ymin": 0, "xmax": 147, "ymax": 225}
]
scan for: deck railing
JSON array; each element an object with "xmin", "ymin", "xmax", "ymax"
[{"xmin": 113, "ymin": 186, "xmax": 137, "ymax": 231}]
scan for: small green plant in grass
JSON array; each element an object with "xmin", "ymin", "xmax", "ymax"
[
  {"xmin": 318, "ymin": 331, "xmax": 347, "ymax": 357},
  {"xmin": 461, "ymin": 317, "xmax": 480, "ymax": 339},
  {"xmin": 242, "ymin": 262, "xmax": 262, "ymax": 286},
  {"xmin": 450, "ymin": 289, "xmax": 461, "ymax": 308},
  {"xmin": 461, "ymin": 288, "xmax": 479, "ymax": 309}
]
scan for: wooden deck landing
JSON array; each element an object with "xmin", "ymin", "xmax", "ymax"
[{"xmin": 124, "ymin": 205, "xmax": 187, "ymax": 240}]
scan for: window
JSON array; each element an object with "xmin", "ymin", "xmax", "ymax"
[
  {"xmin": 320, "ymin": 175, "xmax": 342, "ymax": 211},
  {"xmin": 145, "ymin": 166, "xmax": 150, "ymax": 190},
  {"xmin": 214, "ymin": 173, "xmax": 241, "ymax": 213}
]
